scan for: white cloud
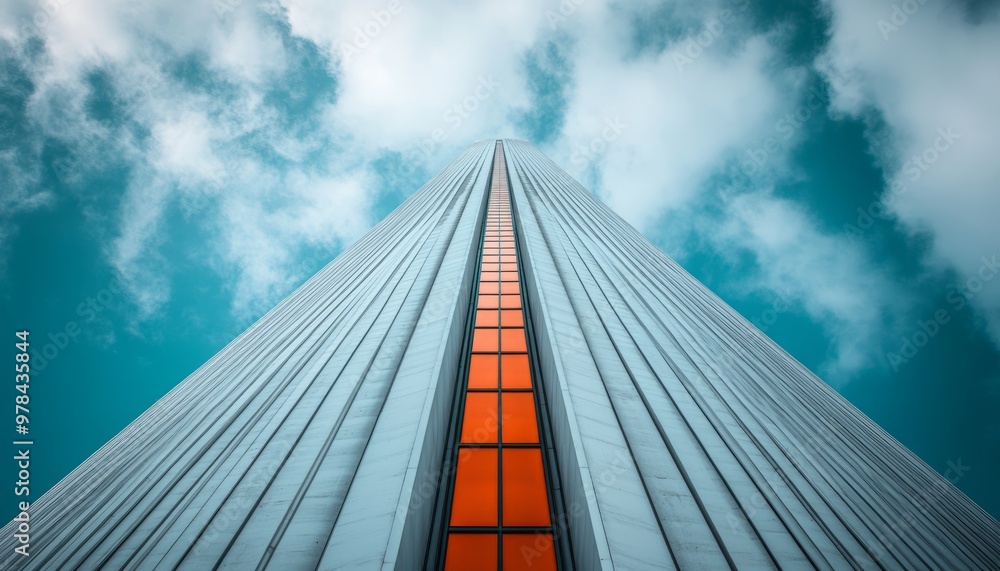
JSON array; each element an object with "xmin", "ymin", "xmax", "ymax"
[
  {"xmin": 4, "ymin": 0, "xmax": 372, "ymax": 319},
  {"xmin": 819, "ymin": 0, "xmax": 1000, "ymax": 345},
  {"xmin": 0, "ymin": 0, "xmax": 938, "ymax": 375},
  {"xmin": 151, "ymin": 112, "xmax": 226, "ymax": 183},
  {"xmin": 714, "ymin": 191, "xmax": 907, "ymax": 379},
  {"xmin": 551, "ymin": 29, "xmax": 797, "ymax": 228},
  {"xmin": 285, "ymin": 0, "xmax": 545, "ymax": 156},
  {"xmin": 214, "ymin": 168, "xmax": 373, "ymax": 318},
  {"xmin": 535, "ymin": 2, "xmax": 909, "ymax": 376}
]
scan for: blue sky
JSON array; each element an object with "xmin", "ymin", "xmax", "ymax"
[{"xmin": 2, "ymin": 0, "xmax": 999, "ymax": 521}]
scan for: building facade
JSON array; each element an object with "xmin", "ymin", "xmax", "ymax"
[{"xmin": 3, "ymin": 140, "xmax": 999, "ymax": 570}]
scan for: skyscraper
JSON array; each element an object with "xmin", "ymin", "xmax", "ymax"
[{"xmin": 4, "ymin": 140, "xmax": 999, "ymax": 569}]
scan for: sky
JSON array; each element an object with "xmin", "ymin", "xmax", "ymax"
[{"xmin": 1, "ymin": 0, "xmax": 998, "ymax": 523}]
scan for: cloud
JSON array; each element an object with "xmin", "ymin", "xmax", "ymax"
[
  {"xmin": 712, "ymin": 190, "xmax": 907, "ymax": 379},
  {"xmin": 540, "ymin": 0, "xmax": 804, "ymax": 229},
  {"xmin": 284, "ymin": 0, "xmax": 550, "ymax": 162},
  {"xmin": 3, "ymin": 0, "xmax": 372, "ymax": 319},
  {"xmin": 818, "ymin": 0, "xmax": 1000, "ymax": 345},
  {"xmin": 0, "ymin": 41, "xmax": 57, "ymax": 278},
  {"xmin": 0, "ymin": 0, "xmax": 950, "ymax": 376},
  {"xmin": 532, "ymin": 1, "xmax": 910, "ymax": 376}
]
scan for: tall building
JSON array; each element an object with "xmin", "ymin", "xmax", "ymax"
[{"xmin": 4, "ymin": 140, "xmax": 999, "ymax": 570}]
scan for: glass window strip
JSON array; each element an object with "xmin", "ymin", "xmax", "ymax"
[{"xmin": 438, "ymin": 142, "xmax": 559, "ymax": 571}]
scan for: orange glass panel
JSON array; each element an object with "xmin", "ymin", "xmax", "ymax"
[
  {"xmin": 472, "ymin": 328, "xmax": 498, "ymax": 353},
  {"xmin": 502, "ymin": 448, "xmax": 551, "ymax": 526},
  {"xmin": 500, "ymin": 255, "xmax": 517, "ymax": 263},
  {"xmin": 500, "ymin": 328, "xmax": 527, "ymax": 353},
  {"xmin": 482, "ymin": 255, "xmax": 500, "ymax": 264},
  {"xmin": 468, "ymin": 354, "xmax": 498, "ymax": 388},
  {"xmin": 501, "ymin": 354, "xmax": 532, "ymax": 389},
  {"xmin": 500, "ymin": 271, "xmax": 519, "ymax": 282},
  {"xmin": 451, "ymin": 448, "xmax": 498, "ymax": 526},
  {"xmin": 500, "ymin": 263, "xmax": 518, "ymax": 272},
  {"xmin": 476, "ymin": 310, "xmax": 499, "ymax": 328},
  {"xmin": 446, "ymin": 534, "xmax": 498, "ymax": 571},
  {"xmin": 478, "ymin": 295, "xmax": 499, "ymax": 309},
  {"xmin": 500, "ymin": 282, "xmax": 519, "ymax": 295},
  {"xmin": 500, "ymin": 310, "xmax": 523, "ymax": 328},
  {"xmin": 481, "ymin": 272, "xmax": 500, "ymax": 282},
  {"xmin": 502, "ymin": 393, "xmax": 539, "ymax": 443},
  {"xmin": 462, "ymin": 392, "xmax": 499, "ymax": 443},
  {"xmin": 502, "ymin": 534, "xmax": 556, "ymax": 571},
  {"xmin": 500, "ymin": 295, "xmax": 521, "ymax": 309},
  {"xmin": 479, "ymin": 282, "xmax": 500, "ymax": 295}
]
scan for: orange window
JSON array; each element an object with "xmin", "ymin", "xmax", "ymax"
[
  {"xmin": 500, "ymin": 271, "xmax": 519, "ymax": 282},
  {"xmin": 479, "ymin": 282, "xmax": 500, "ymax": 295},
  {"xmin": 502, "ymin": 393, "xmax": 539, "ymax": 443},
  {"xmin": 461, "ymin": 392, "xmax": 499, "ymax": 443},
  {"xmin": 500, "ymin": 328, "xmax": 527, "ymax": 353},
  {"xmin": 501, "ymin": 354, "xmax": 532, "ymax": 389},
  {"xmin": 476, "ymin": 310, "xmax": 499, "ymax": 328},
  {"xmin": 478, "ymin": 295, "xmax": 499, "ymax": 309},
  {"xmin": 500, "ymin": 295, "xmax": 521, "ymax": 309},
  {"xmin": 468, "ymin": 354, "xmax": 498, "ymax": 388},
  {"xmin": 481, "ymin": 271, "xmax": 500, "ymax": 282},
  {"xmin": 451, "ymin": 448, "xmax": 498, "ymax": 526},
  {"xmin": 446, "ymin": 534, "xmax": 498, "ymax": 571},
  {"xmin": 502, "ymin": 448, "xmax": 551, "ymax": 526},
  {"xmin": 503, "ymin": 534, "xmax": 556, "ymax": 571},
  {"xmin": 473, "ymin": 328, "xmax": 498, "ymax": 353},
  {"xmin": 500, "ymin": 282, "xmax": 519, "ymax": 295},
  {"xmin": 500, "ymin": 310, "xmax": 523, "ymax": 328}
]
